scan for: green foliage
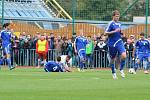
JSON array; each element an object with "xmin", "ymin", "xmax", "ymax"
[{"xmin": 55, "ymin": 0, "xmax": 149, "ymax": 21}]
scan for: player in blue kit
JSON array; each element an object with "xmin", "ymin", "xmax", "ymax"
[
  {"xmin": 0, "ymin": 23, "xmax": 15, "ymax": 70},
  {"xmin": 74, "ymin": 30, "xmax": 88, "ymax": 72},
  {"xmin": 44, "ymin": 56, "xmax": 71, "ymax": 72},
  {"xmin": 133, "ymin": 33, "xmax": 150, "ymax": 74},
  {"xmin": 105, "ymin": 10, "xmax": 126, "ymax": 79}
]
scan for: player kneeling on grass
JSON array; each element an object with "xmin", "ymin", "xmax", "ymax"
[
  {"xmin": 60, "ymin": 55, "xmax": 72, "ymax": 68},
  {"xmin": 44, "ymin": 56, "xmax": 71, "ymax": 72}
]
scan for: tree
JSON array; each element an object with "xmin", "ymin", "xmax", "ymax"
[{"xmin": 54, "ymin": 0, "xmax": 149, "ymax": 21}]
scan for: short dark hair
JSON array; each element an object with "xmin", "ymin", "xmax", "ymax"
[
  {"xmin": 112, "ymin": 10, "xmax": 120, "ymax": 16},
  {"xmin": 140, "ymin": 32, "xmax": 145, "ymax": 36},
  {"xmin": 87, "ymin": 35, "xmax": 91, "ymax": 38},
  {"xmin": 120, "ymin": 32, "xmax": 123, "ymax": 35},
  {"xmin": 66, "ymin": 55, "xmax": 71, "ymax": 59},
  {"xmin": 57, "ymin": 56, "xmax": 61, "ymax": 62},
  {"xmin": 3, "ymin": 23, "xmax": 10, "ymax": 28}
]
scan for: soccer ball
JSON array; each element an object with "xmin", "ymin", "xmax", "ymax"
[{"xmin": 128, "ymin": 68, "xmax": 136, "ymax": 74}]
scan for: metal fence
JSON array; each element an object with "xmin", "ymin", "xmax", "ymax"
[
  {"xmin": 57, "ymin": 0, "xmax": 150, "ymax": 37},
  {"xmin": 0, "ymin": 48, "xmax": 140, "ymax": 69},
  {"xmin": 0, "ymin": 0, "xmax": 150, "ymax": 38}
]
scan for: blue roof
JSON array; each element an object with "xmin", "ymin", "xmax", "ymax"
[{"xmin": 0, "ymin": 1, "xmax": 53, "ymax": 19}]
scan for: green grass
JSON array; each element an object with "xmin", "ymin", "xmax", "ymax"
[{"xmin": 0, "ymin": 67, "xmax": 150, "ymax": 100}]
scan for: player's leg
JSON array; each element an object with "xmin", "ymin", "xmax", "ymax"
[
  {"xmin": 143, "ymin": 55, "xmax": 149, "ymax": 74},
  {"xmin": 41, "ymin": 53, "xmax": 47, "ymax": 66},
  {"xmin": 120, "ymin": 52, "xmax": 126, "ymax": 77},
  {"xmin": 78, "ymin": 51, "xmax": 86, "ymax": 71},
  {"xmin": 148, "ymin": 56, "xmax": 150, "ymax": 69},
  {"xmin": 134, "ymin": 54, "xmax": 142, "ymax": 72},
  {"xmin": 44, "ymin": 67, "xmax": 48, "ymax": 72},
  {"xmin": 108, "ymin": 46, "xmax": 118, "ymax": 79},
  {"xmin": 0, "ymin": 56, "xmax": 4, "ymax": 70},
  {"xmin": 145, "ymin": 53, "xmax": 150, "ymax": 73},
  {"xmin": 117, "ymin": 41, "xmax": 126, "ymax": 78},
  {"xmin": 37, "ymin": 53, "xmax": 42, "ymax": 68},
  {"xmin": 4, "ymin": 46, "xmax": 14, "ymax": 70},
  {"xmin": 149, "ymin": 52, "xmax": 150, "ymax": 64}
]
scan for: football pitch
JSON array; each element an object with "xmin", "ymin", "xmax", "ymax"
[{"xmin": 0, "ymin": 68, "xmax": 150, "ymax": 100}]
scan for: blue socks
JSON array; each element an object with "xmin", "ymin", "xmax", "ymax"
[
  {"xmin": 110, "ymin": 59, "xmax": 125, "ymax": 74},
  {"xmin": 143, "ymin": 60, "xmax": 148, "ymax": 70},
  {"xmin": 110, "ymin": 63, "xmax": 115, "ymax": 73},
  {"xmin": 6, "ymin": 58, "xmax": 12, "ymax": 69},
  {"xmin": 134, "ymin": 62, "xmax": 139, "ymax": 71},
  {"xmin": 79, "ymin": 61, "xmax": 85, "ymax": 70},
  {"xmin": 120, "ymin": 59, "xmax": 125, "ymax": 71}
]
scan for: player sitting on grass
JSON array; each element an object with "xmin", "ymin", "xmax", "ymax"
[{"xmin": 44, "ymin": 56, "xmax": 71, "ymax": 72}]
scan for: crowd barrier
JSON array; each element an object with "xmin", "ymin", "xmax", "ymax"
[{"xmin": 0, "ymin": 49, "xmax": 142, "ymax": 68}]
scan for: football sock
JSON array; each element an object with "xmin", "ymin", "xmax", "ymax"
[
  {"xmin": 7, "ymin": 58, "xmax": 11, "ymax": 69},
  {"xmin": 110, "ymin": 63, "xmax": 115, "ymax": 74},
  {"xmin": 120, "ymin": 59, "xmax": 125, "ymax": 71}
]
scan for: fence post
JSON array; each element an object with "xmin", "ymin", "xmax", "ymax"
[
  {"xmin": 145, "ymin": 0, "xmax": 149, "ymax": 38},
  {"xmin": 1, "ymin": 0, "xmax": 4, "ymax": 25},
  {"xmin": 72, "ymin": 0, "xmax": 76, "ymax": 37}
]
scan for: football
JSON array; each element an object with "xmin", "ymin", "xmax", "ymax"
[{"xmin": 129, "ymin": 68, "xmax": 136, "ymax": 74}]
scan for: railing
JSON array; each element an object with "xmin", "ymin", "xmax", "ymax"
[{"xmin": 0, "ymin": 49, "xmax": 145, "ymax": 69}]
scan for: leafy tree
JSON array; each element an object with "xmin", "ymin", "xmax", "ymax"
[{"xmin": 54, "ymin": 0, "xmax": 149, "ymax": 21}]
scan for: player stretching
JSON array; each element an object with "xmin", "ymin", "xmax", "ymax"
[
  {"xmin": 105, "ymin": 10, "xmax": 126, "ymax": 79},
  {"xmin": 74, "ymin": 30, "xmax": 88, "ymax": 72},
  {"xmin": 133, "ymin": 33, "xmax": 150, "ymax": 74},
  {"xmin": 44, "ymin": 56, "xmax": 71, "ymax": 72},
  {"xmin": 0, "ymin": 23, "xmax": 15, "ymax": 70}
]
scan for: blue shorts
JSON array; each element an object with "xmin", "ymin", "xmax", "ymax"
[
  {"xmin": 3, "ymin": 45, "xmax": 11, "ymax": 55},
  {"xmin": 137, "ymin": 53, "xmax": 149, "ymax": 61},
  {"xmin": 108, "ymin": 40, "xmax": 126, "ymax": 59},
  {"xmin": 78, "ymin": 49, "xmax": 86, "ymax": 61}
]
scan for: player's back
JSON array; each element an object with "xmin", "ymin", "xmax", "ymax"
[
  {"xmin": 105, "ymin": 21, "xmax": 122, "ymax": 45},
  {"xmin": 45, "ymin": 61, "xmax": 63, "ymax": 72},
  {"xmin": 136, "ymin": 39, "xmax": 149, "ymax": 53},
  {"xmin": 60, "ymin": 55, "xmax": 67, "ymax": 64},
  {"xmin": 75, "ymin": 36, "xmax": 87, "ymax": 50},
  {"xmin": 60, "ymin": 55, "xmax": 72, "ymax": 66},
  {"xmin": 0, "ymin": 30, "xmax": 12, "ymax": 47}
]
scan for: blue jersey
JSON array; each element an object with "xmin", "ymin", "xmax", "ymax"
[
  {"xmin": 105, "ymin": 21, "xmax": 122, "ymax": 46},
  {"xmin": 44, "ymin": 61, "xmax": 63, "ymax": 72},
  {"xmin": 74, "ymin": 36, "xmax": 88, "ymax": 52},
  {"xmin": 135, "ymin": 39, "xmax": 150, "ymax": 54},
  {"xmin": 0, "ymin": 30, "xmax": 12, "ymax": 48}
]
